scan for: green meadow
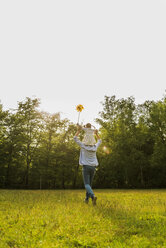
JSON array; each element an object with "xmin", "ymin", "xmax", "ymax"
[{"xmin": 0, "ymin": 190, "xmax": 166, "ymax": 248}]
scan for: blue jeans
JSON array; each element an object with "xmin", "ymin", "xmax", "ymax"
[{"xmin": 82, "ymin": 165, "xmax": 96, "ymax": 199}]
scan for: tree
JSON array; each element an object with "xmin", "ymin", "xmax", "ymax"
[
  {"xmin": 15, "ymin": 97, "xmax": 42, "ymax": 187},
  {"xmin": 96, "ymin": 95, "xmax": 156, "ymax": 188},
  {"xmin": 140, "ymin": 97, "xmax": 166, "ymax": 187},
  {"xmin": 0, "ymin": 103, "xmax": 8, "ymax": 187}
]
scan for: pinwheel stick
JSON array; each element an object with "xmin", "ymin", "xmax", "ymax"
[
  {"xmin": 77, "ymin": 112, "xmax": 81, "ymax": 124},
  {"xmin": 76, "ymin": 104, "xmax": 84, "ymax": 124}
]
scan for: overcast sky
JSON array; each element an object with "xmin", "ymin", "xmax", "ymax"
[{"xmin": 0, "ymin": 0, "xmax": 166, "ymax": 127}]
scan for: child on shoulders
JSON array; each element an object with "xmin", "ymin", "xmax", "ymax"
[{"xmin": 77, "ymin": 123, "xmax": 97, "ymax": 146}]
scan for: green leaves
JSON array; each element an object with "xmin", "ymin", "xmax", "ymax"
[
  {"xmin": 1, "ymin": 94, "xmax": 166, "ymax": 189},
  {"xmin": 96, "ymin": 95, "xmax": 166, "ymax": 189}
]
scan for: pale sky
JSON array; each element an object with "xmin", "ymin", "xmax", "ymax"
[{"xmin": 0, "ymin": 0, "xmax": 166, "ymax": 127}]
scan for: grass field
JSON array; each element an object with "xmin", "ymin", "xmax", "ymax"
[{"xmin": 0, "ymin": 189, "xmax": 166, "ymax": 248}]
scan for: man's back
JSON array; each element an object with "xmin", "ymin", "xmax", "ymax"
[{"xmin": 74, "ymin": 136, "xmax": 102, "ymax": 166}]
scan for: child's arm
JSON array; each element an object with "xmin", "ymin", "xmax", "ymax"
[
  {"xmin": 94, "ymin": 129, "xmax": 100, "ymax": 140},
  {"xmin": 91, "ymin": 125, "xmax": 96, "ymax": 130},
  {"xmin": 94, "ymin": 130, "xmax": 102, "ymax": 149}
]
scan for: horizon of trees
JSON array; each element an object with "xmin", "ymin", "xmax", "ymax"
[{"xmin": 0, "ymin": 94, "xmax": 166, "ymax": 189}]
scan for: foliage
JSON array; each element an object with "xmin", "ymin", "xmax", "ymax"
[
  {"xmin": 0, "ymin": 94, "xmax": 166, "ymax": 189},
  {"xmin": 95, "ymin": 95, "xmax": 166, "ymax": 189}
]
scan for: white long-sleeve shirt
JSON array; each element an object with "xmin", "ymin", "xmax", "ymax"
[{"xmin": 74, "ymin": 136, "xmax": 102, "ymax": 166}]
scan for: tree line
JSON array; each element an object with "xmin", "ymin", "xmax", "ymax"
[{"xmin": 0, "ymin": 95, "xmax": 166, "ymax": 189}]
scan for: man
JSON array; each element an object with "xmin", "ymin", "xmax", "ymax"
[{"xmin": 74, "ymin": 125, "xmax": 102, "ymax": 205}]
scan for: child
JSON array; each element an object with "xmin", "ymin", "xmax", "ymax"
[{"xmin": 78, "ymin": 123, "xmax": 96, "ymax": 146}]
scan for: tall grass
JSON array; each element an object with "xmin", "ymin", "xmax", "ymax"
[{"xmin": 0, "ymin": 189, "xmax": 166, "ymax": 247}]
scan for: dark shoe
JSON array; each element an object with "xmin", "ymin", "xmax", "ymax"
[
  {"xmin": 84, "ymin": 198, "xmax": 89, "ymax": 204},
  {"xmin": 92, "ymin": 196, "xmax": 97, "ymax": 206}
]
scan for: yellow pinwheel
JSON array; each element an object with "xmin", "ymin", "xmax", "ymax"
[{"xmin": 76, "ymin": 104, "xmax": 84, "ymax": 123}]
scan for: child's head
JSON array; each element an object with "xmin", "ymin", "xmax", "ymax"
[{"xmin": 85, "ymin": 123, "xmax": 91, "ymax": 128}]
